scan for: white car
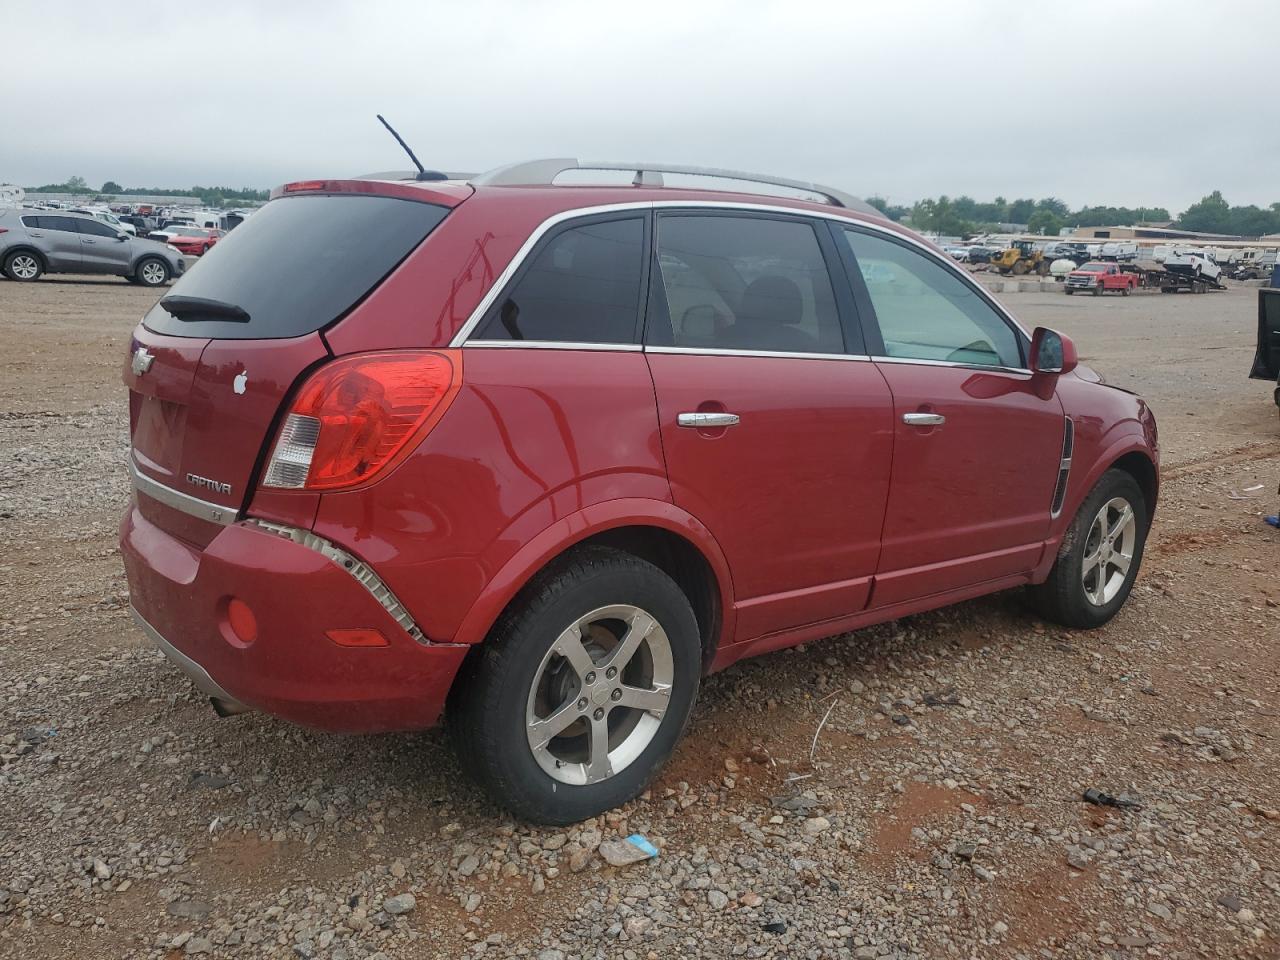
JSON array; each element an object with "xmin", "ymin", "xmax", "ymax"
[
  {"xmin": 70, "ymin": 208, "xmax": 136, "ymax": 235},
  {"xmin": 943, "ymin": 245, "xmax": 970, "ymax": 262}
]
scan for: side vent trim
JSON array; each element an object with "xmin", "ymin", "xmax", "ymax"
[{"xmin": 1050, "ymin": 418, "xmax": 1074, "ymax": 518}]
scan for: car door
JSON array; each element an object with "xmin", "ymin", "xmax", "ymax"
[
  {"xmin": 833, "ymin": 225, "xmax": 1066, "ymax": 608},
  {"xmin": 75, "ymin": 217, "xmax": 132, "ymax": 273},
  {"xmin": 644, "ymin": 211, "xmax": 895, "ymax": 642},
  {"xmin": 22, "ymin": 215, "xmax": 83, "ymax": 270}
]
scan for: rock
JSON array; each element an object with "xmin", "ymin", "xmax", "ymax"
[
  {"xmin": 1217, "ymin": 893, "xmax": 1243, "ymax": 912},
  {"xmin": 1148, "ymin": 902, "xmax": 1173, "ymax": 921},
  {"xmin": 599, "ymin": 836, "xmax": 657, "ymax": 866},
  {"xmin": 92, "ymin": 858, "xmax": 111, "ymax": 880},
  {"xmin": 568, "ymin": 848, "xmax": 592, "ymax": 873},
  {"xmin": 457, "ymin": 854, "xmax": 480, "ymax": 877},
  {"xmin": 708, "ymin": 890, "xmax": 729, "ymax": 910},
  {"xmin": 536, "ymin": 951, "xmax": 564, "ymax": 960},
  {"xmin": 1238, "ymin": 908, "xmax": 1256, "ymax": 923},
  {"xmin": 184, "ymin": 938, "xmax": 213, "ymax": 956},
  {"xmin": 803, "ymin": 816, "xmax": 831, "ymax": 835},
  {"xmin": 463, "ymin": 892, "xmax": 482, "ymax": 913},
  {"xmin": 972, "ymin": 864, "xmax": 995, "ymax": 882},
  {"xmin": 167, "ymin": 900, "xmax": 213, "ymax": 919},
  {"xmin": 542, "ymin": 833, "xmax": 568, "ymax": 851},
  {"xmin": 740, "ymin": 891, "xmax": 763, "ymax": 907},
  {"xmin": 623, "ymin": 915, "xmax": 653, "ymax": 938},
  {"xmin": 382, "ymin": 893, "xmax": 416, "ymax": 916}
]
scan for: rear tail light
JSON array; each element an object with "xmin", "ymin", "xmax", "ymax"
[{"xmin": 262, "ymin": 350, "xmax": 461, "ymax": 491}]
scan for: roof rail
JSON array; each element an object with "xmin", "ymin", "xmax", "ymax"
[{"xmin": 468, "ymin": 159, "xmax": 881, "ymax": 215}]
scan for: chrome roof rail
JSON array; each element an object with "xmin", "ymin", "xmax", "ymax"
[{"xmin": 469, "ymin": 159, "xmax": 881, "ymax": 215}]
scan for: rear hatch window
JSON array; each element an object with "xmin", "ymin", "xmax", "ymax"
[{"xmin": 142, "ymin": 194, "xmax": 449, "ymax": 339}]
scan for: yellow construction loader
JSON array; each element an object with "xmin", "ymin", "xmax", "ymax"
[{"xmin": 990, "ymin": 240, "xmax": 1050, "ymax": 276}]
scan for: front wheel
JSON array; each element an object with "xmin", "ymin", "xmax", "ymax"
[
  {"xmin": 1092, "ymin": 283, "xmax": 1102, "ymax": 296},
  {"xmin": 134, "ymin": 257, "xmax": 170, "ymax": 287},
  {"xmin": 448, "ymin": 546, "xmax": 701, "ymax": 824},
  {"xmin": 1031, "ymin": 469, "xmax": 1148, "ymax": 628}
]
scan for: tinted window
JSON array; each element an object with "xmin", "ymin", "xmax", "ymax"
[
  {"xmin": 473, "ymin": 217, "xmax": 644, "ymax": 344},
  {"xmin": 841, "ymin": 229, "xmax": 1023, "ymax": 368},
  {"xmin": 30, "ymin": 215, "xmax": 81, "ymax": 233},
  {"xmin": 142, "ymin": 195, "xmax": 448, "ymax": 339},
  {"xmin": 20, "ymin": 216, "xmax": 43, "ymax": 229},
  {"xmin": 77, "ymin": 218, "xmax": 118, "ymax": 238},
  {"xmin": 648, "ymin": 215, "xmax": 843, "ymax": 354}
]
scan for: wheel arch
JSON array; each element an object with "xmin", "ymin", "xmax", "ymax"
[
  {"xmin": 451, "ymin": 499, "xmax": 735, "ymax": 671},
  {"xmin": 3, "ymin": 245, "xmax": 48, "ymax": 271},
  {"xmin": 1110, "ymin": 450, "xmax": 1158, "ymax": 521}
]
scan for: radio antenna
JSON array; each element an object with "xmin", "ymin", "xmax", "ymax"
[{"xmin": 376, "ymin": 114, "xmax": 445, "ymax": 181}]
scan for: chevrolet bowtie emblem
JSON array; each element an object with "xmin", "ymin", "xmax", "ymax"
[{"xmin": 131, "ymin": 346, "xmax": 155, "ymax": 376}]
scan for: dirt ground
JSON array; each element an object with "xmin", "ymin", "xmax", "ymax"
[{"xmin": 0, "ymin": 276, "xmax": 1277, "ymax": 960}]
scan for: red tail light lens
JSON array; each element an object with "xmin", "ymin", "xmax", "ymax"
[{"xmin": 262, "ymin": 350, "xmax": 461, "ymax": 491}]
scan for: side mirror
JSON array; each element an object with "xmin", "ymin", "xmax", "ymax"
[
  {"xmin": 1030, "ymin": 327, "xmax": 1078, "ymax": 375},
  {"xmin": 117, "ymin": 233, "xmax": 129, "ymax": 241}
]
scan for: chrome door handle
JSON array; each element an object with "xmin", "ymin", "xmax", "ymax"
[
  {"xmin": 82, "ymin": 238, "xmax": 96, "ymax": 244},
  {"xmin": 678, "ymin": 412, "xmax": 740, "ymax": 428},
  {"xmin": 903, "ymin": 412, "xmax": 945, "ymax": 426}
]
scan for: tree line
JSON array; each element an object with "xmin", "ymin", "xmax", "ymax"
[
  {"xmin": 868, "ymin": 191, "xmax": 1280, "ymax": 239},
  {"xmin": 24, "ymin": 176, "xmax": 268, "ymax": 207}
]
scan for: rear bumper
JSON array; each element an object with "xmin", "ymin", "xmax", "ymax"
[{"xmin": 120, "ymin": 499, "xmax": 469, "ymax": 733}]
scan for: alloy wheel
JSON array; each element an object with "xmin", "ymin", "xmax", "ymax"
[
  {"xmin": 1081, "ymin": 496, "xmax": 1137, "ymax": 606},
  {"xmin": 10, "ymin": 255, "xmax": 38, "ymax": 279},
  {"xmin": 525, "ymin": 604, "xmax": 673, "ymax": 786},
  {"xmin": 140, "ymin": 261, "xmax": 166, "ymax": 284}
]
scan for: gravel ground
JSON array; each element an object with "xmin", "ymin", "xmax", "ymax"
[{"xmin": 1, "ymin": 276, "xmax": 1278, "ymax": 960}]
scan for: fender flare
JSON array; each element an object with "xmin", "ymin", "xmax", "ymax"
[
  {"xmin": 451, "ymin": 498, "xmax": 736, "ymax": 648},
  {"xmin": 2, "ymin": 245, "xmax": 48, "ymax": 271},
  {"xmin": 1035, "ymin": 434, "xmax": 1156, "ymax": 577}
]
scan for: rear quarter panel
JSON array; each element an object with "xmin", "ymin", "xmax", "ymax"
[{"xmin": 309, "ymin": 348, "xmax": 673, "ymax": 643}]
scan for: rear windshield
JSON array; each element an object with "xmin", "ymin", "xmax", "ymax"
[{"xmin": 142, "ymin": 194, "xmax": 449, "ymax": 339}]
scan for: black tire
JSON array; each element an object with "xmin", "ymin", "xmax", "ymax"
[
  {"xmin": 1092, "ymin": 283, "xmax": 1101, "ymax": 296},
  {"xmin": 3, "ymin": 250, "xmax": 44, "ymax": 282},
  {"xmin": 134, "ymin": 257, "xmax": 170, "ymax": 287},
  {"xmin": 448, "ymin": 546, "xmax": 701, "ymax": 824},
  {"xmin": 1064, "ymin": 288, "xmax": 1074, "ymax": 295},
  {"xmin": 1121, "ymin": 286, "xmax": 1130, "ymax": 296},
  {"xmin": 1031, "ymin": 469, "xmax": 1148, "ymax": 629}
]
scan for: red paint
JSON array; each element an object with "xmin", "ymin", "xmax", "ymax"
[{"xmin": 120, "ymin": 178, "xmax": 1159, "ymax": 734}]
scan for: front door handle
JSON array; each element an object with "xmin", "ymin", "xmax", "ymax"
[
  {"xmin": 903, "ymin": 412, "xmax": 945, "ymax": 426},
  {"xmin": 82, "ymin": 238, "xmax": 97, "ymax": 244},
  {"xmin": 678, "ymin": 412, "xmax": 740, "ymax": 428}
]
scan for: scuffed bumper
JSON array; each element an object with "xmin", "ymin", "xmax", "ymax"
[{"xmin": 120, "ymin": 501, "xmax": 469, "ymax": 733}]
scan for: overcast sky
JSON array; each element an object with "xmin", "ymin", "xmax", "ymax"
[{"xmin": 3, "ymin": 0, "xmax": 1275, "ymax": 214}]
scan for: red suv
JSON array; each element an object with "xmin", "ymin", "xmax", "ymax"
[{"xmin": 120, "ymin": 161, "xmax": 1159, "ymax": 824}]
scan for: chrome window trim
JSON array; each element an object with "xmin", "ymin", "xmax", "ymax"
[
  {"xmin": 449, "ymin": 201, "xmax": 653, "ymax": 348},
  {"xmin": 645, "ymin": 345, "xmax": 873, "ymax": 362},
  {"xmin": 128, "ymin": 454, "xmax": 236, "ymax": 526},
  {"xmin": 464, "ymin": 340, "xmax": 643, "ymax": 352},
  {"xmin": 872, "ymin": 355, "xmax": 1033, "ymax": 376},
  {"xmin": 449, "ymin": 199, "xmax": 1032, "ymax": 353}
]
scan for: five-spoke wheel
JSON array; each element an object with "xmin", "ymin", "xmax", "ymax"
[{"xmin": 449, "ymin": 547, "xmax": 700, "ymax": 825}]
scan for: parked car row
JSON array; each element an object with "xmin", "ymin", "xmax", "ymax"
[{"xmin": 0, "ymin": 209, "xmax": 185, "ymax": 284}]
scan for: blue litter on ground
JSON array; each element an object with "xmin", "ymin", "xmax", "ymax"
[
  {"xmin": 1265, "ymin": 515, "xmax": 1279, "ymax": 529},
  {"xmin": 626, "ymin": 834, "xmax": 659, "ymax": 858}
]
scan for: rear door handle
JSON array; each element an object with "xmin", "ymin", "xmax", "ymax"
[
  {"xmin": 678, "ymin": 412, "xmax": 740, "ymax": 428},
  {"xmin": 903, "ymin": 412, "xmax": 945, "ymax": 426},
  {"xmin": 82, "ymin": 238, "xmax": 96, "ymax": 244}
]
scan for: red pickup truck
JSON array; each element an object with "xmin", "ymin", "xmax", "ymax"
[{"xmin": 1066, "ymin": 261, "xmax": 1140, "ymax": 296}]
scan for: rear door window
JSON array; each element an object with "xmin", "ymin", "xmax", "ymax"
[
  {"xmin": 472, "ymin": 217, "xmax": 646, "ymax": 344},
  {"xmin": 142, "ymin": 194, "xmax": 449, "ymax": 339},
  {"xmin": 646, "ymin": 214, "xmax": 846, "ymax": 355}
]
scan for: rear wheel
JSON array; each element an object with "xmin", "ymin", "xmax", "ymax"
[
  {"xmin": 1121, "ymin": 285, "xmax": 1130, "ymax": 296},
  {"xmin": 448, "ymin": 546, "xmax": 701, "ymax": 824},
  {"xmin": 135, "ymin": 257, "xmax": 170, "ymax": 287},
  {"xmin": 3, "ymin": 251, "xmax": 43, "ymax": 281},
  {"xmin": 1032, "ymin": 469, "xmax": 1148, "ymax": 629}
]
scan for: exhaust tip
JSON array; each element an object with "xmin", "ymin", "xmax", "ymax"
[{"xmin": 210, "ymin": 696, "xmax": 252, "ymax": 718}]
